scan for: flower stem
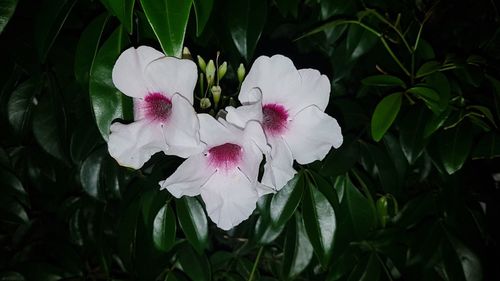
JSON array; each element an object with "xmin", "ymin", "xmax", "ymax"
[{"xmin": 247, "ymin": 246, "xmax": 264, "ymax": 281}]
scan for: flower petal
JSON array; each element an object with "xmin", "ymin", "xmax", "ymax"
[
  {"xmin": 112, "ymin": 46, "xmax": 164, "ymax": 98},
  {"xmin": 201, "ymin": 169, "xmax": 258, "ymax": 230},
  {"xmin": 239, "ymin": 55, "xmax": 301, "ymax": 106},
  {"xmin": 284, "ymin": 105, "xmax": 343, "ymax": 164},
  {"xmin": 262, "ymin": 138, "xmax": 296, "ymax": 191},
  {"xmin": 163, "ymin": 94, "xmax": 204, "ymax": 158},
  {"xmin": 198, "ymin": 114, "xmax": 241, "ymax": 147},
  {"xmin": 225, "ymin": 89, "xmax": 263, "ymax": 129},
  {"xmin": 144, "ymin": 57, "xmax": 198, "ymax": 104},
  {"xmin": 108, "ymin": 119, "xmax": 166, "ymax": 169},
  {"xmin": 159, "ymin": 154, "xmax": 215, "ymax": 197},
  {"xmin": 288, "ymin": 69, "xmax": 330, "ymax": 114}
]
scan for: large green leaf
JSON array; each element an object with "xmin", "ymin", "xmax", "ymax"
[
  {"xmin": 269, "ymin": 173, "xmax": 303, "ymax": 227},
  {"xmin": 34, "ymin": 0, "xmax": 78, "ymax": 62},
  {"xmin": 226, "ymin": 0, "xmax": 267, "ymax": 61},
  {"xmin": 176, "ymin": 196, "xmax": 208, "ymax": 254},
  {"xmin": 193, "ymin": 0, "xmax": 213, "ymax": 36},
  {"xmin": 140, "ymin": 0, "xmax": 193, "ymax": 57},
  {"xmin": 282, "ymin": 212, "xmax": 313, "ymax": 279},
  {"xmin": 343, "ymin": 176, "xmax": 376, "ymax": 238},
  {"xmin": 99, "ymin": 0, "xmax": 134, "ymax": 33},
  {"xmin": 321, "ymin": 136, "xmax": 360, "ymax": 177},
  {"xmin": 371, "ymin": 92, "xmax": 402, "ymax": 142},
  {"xmin": 346, "ymin": 24, "xmax": 378, "ymax": 60},
  {"xmin": 177, "ymin": 243, "xmax": 211, "ymax": 281},
  {"xmin": 407, "ymin": 86, "xmax": 442, "ymax": 114},
  {"xmin": 7, "ymin": 77, "xmax": 41, "ymax": 135},
  {"xmin": 255, "ymin": 214, "xmax": 285, "ymax": 245},
  {"xmin": 439, "ymin": 122, "xmax": 475, "ymax": 174},
  {"xmin": 301, "ymin": 176, "xmax": 336, "ymax": 266},
  {"xmin": 80, "ymin": 149, "xmax": 106, "ymax": 199},
  {"xmin": 472, "ymin": 133, "xmax": 500, "ymax": 159},
  {"xmin": 399, "ymin": 106, "xmax": 429, "ymax": 164},
  {"xmin": 0, "ymin": 0, "xmax": 18, "ymax": 34},
  {"xmin": 74, "ymin": 14, "xmax": 109, "ymax": 85},
  {"xmin": 89, "ymin": 26, "xmax": 129, "ymax": 141},
  {"xmin": 152, "ymin": 204, "xmax": 176, "ymax": 252}
]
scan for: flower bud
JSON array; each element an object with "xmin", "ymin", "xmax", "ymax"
[
  {"xmin": 197, "ymin": 55, "xmax": 207, "ymax": 73},
  {"xmin": 211, "ymin": 85, "xmax": 222, "ymax": 106},
  {"xmin": 218, "ymin": 62, "xmax": 227, "ymax": 80},
  {"xmin": 237, "ymin": 63, "xmax": 245, "ymax": 84},
  {"xmin": 200, "ymin": 97, "xmax": 211, "ymax": 109},
  {"xmin": 206, "ymin": 60, "xmax": 216, "ymax": 85},
  {"xmin": 182, "ymin": 47, "xmax": 192, "ymax": 60}
]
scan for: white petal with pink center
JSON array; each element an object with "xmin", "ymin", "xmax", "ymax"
[
  {"xmin": 160, "ymin": 114, "xmax": 271, "ymax": 230},
  {"xmin": 107, "ymin": 46, "xmax": 203, "ymax": 169},
  {"xmin": 226, "ymin": 54, "xmax": 343, "ymax": 191}
]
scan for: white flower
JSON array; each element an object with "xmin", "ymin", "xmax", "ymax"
[
  {"xmin": 108, "ymin": 46, "xmax": 203, "ymax": 169},
  {"xmin": 226, "ymin": 55, "xmax": 343, "ymax": 191},
  {"xmin": 159, "ymin": 114, "xmax": 270, "ymax": 230}
]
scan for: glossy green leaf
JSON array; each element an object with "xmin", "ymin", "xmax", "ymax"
[
  {"xmin": 152, "ymin": 204, "xmax": 176, "ymax": 252},
  {"xmin": 424, "ymin": 72, "xmax": 450, "ymax": 110},
  {"xmin": 177, "ymin": 243, "xmax": 211, "ymax": 281},
  {"xmin": 140, "ymin": 0, "xmax": 193, "ymax": 57},
  {"xmin": 400, "ymin": 106, "xmax": 429, "ymax": 164},
  {"xmin": 362, "ymin": 143, "xmax": 400, "ymax": 197},
  {"xmin": 176, "ymin": 196, "xmax": 208, "ymax": 254},
  {"xmin": 32, "ymin": 94, "xmax": 67, "ymax": 162},
  {"xmin": 80, "ymin": 149, "xmax": 105, "ymax": 199},
  {"xmin": 99, "ymin": 0, "xmax": 134, "ymax": 33},
  {"xmin": 346, "ymin": 24, "xmax": 377, "ymax": 60},
  {"xmin": 472, "ymin": 133, "xmax": 500, "ymax": 159},
  {"xmin": 255, "ymin": 215, "xmax": 285, "ymax": 244},
  {"xmin": 7, "ymin": 77, "xmax": 41, "ymax": 135},
  {"xmin": 269, "ymin": 173, "xmax": 303, "ymax": 227},
  {"xmin": 34, "ymin": 0, "xmax": 78, "ymax": 62},
  {"xmin": 439, "ymin": 122, "xmax": 475, "ymax": 174},
  {"xmin": 416, "ymin": 61, "xmax": 440, "ymax": 78},
  {"xmin": 407, "ymin": 86, "xmax": 441, "ymax": 114},
  {"xmin": 362, "ymin": 75, "xmax": 406, "ymax": 88},
  {"xmin": 371, "ymin": 92, "xmax": 402, "ymax": 142},
  {"xmin": 0, "ymin": 0, "xmax": 18, "ymax": 34},
  {"xmin": 301, "ymin": 176, "xmax": 336, "ymax": 266},
  {"xmin": 468, "ymin": 105, "xmax": 497, "ymax": 128},
  {"xmin": 343, "ymin": 176, "xmax": 376, "ymax": 238},
  {"xmin": 276, "ymin": 0, "xmax": 300, "ymax": 18},
  {"xmin": 89, "ymin": 26, "xmax": 129, "ymax": 141},
  {"xmin": 226, "ymin": 0, "xmax": 267, "ymax": 61},
  {"xmin": 321, "ymin": 136, "xmax": 360, "ymax": 177},
  {"xmin": 357, "ymin": 253, "xmax": 381, "ymax": 281},
  {"xmin": 74, "ymin": 14, "xmax": 109, "ymax": 84},
  {"xmin": 282, "ymin": 212, "xmax": 313, "ymax": 279},
  {"xmin": 193, "ymin": 0, "xmax": 213, "ymax": 36}
]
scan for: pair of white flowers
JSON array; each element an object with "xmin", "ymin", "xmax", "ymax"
[{"xmin": 108, "ymin": 46, "xmax": 343, "ymax": 230}]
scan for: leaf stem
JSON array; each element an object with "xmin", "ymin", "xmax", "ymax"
[{"xmin": 248, "ymin": 246, "xmax": 264, "ymax": 281}]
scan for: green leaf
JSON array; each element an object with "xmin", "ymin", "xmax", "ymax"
[
  {"xmin": 193, "ymin": 0, "xmax": 213, "ymax": 36},
  {"xmin": 34, "ymin": 0, "xmax": 78, "ymax": 62},
  {"xmin": 282, "ymin": 212, "xmax": 313, "ymax": 279},
  {"xmin": 362, "ymin": 75, "xmax": 406, "ymax": 88},
  {"xmin": 468, "ymin": 105, "xmax": 497, "ymax": 128},
  {"xmin": 99, "ymin": 0, "xmax": 134, "ymax": 33},
  {"xmin": 321, "ymin": 136, "xmax": 360, "ymax": 177},
  {"xmin": 80, "ymin": 149, "xmax": 106, "ymax": 199},
  {"xmin": 140, "ymin": 0, "xmax": 193, "ymax": 57},
  {"xmin": 226, "ymin": 0, "xmax": 267, "ymax": 61},
  {"xmin": 7, "ymin": 77, "xmax": 40, "ymax": 135},
  {"xmin": 177, "ymin": 243, "xmax": 211, "ymax": 281},
  {"xmin": 152, "ymin": 204, "xmax": 176, "ymax": 252},
  {"xmin": 276, "ymin": 0, "xmax": 300, "ymax": 18},
  {"xmin": 89, "ymin": 26, "xmax": 129, "ymax": 141},
  {"xmin": 0, "ymin": 168, "xmax": 27, "ymax": 205},
  {"xmin": 346, "ymin": 24, "xmax": 378, "ymax": 60},
  {"xmin": 0, "ymin": 271, "xmax": 25, "ymax": 281},
  {"xmin": 362, "ymin": 143, "xmax": 400, "ymax": 197},
  {"xmin": 357, "ymin": 253, "xmax": 381, "ymax": 281},
  {"xmin": 416, "ymin": 61, "xmax": 440, "ymax": 78},
  {"xmin": 74, "ymin": 14, "xmax": 109, "ymax": 85},
  {"xmin": 371, "ymin": 92, "xmax": 402, "ymax": 142},
  {"xmin": 301, "ymin": 176, "xmax": 336, "ymax": 266},
  {"xmin": 400, "ymin": 106, "xmax": 429, "ymax": 164},
  {"xmin": 0, "ymin": 0, "xmax": 18, "ymax": 34},
  {"xmin": 269, "ymin": 173, "xmax": 303, "ymax": 227},
  {"xmin": 407, "ymin": 86, "xmax": 441, "ymax": 114},
  {"xmin": 255, "ymin": 215, "xmax": 285, "ymax": 244},
  {"xmin": 472, "ymin": 133, "xmax": 500, "ymax": 159},
  {"xmin": 32, "ymin": 94, "xmax": 67, "ymax": 162},
  {"xmin": 439, "ymin": 122, "xmax": 476, "ymax": 174},
  {"xmin": 343, "ymin": 176, "xmax": 376, "ymax": 238},
  {"xmin": 176, "ymin": 197, "xmax": 208, "ymax": 254}
]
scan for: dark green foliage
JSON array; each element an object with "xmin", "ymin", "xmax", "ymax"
[{"xmin": 1, "ymin": 0, "xmax": 499, "ymax": 280}]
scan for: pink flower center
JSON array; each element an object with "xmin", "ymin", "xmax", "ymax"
[
  {"xmin": 262, "ymin": 103, "xmax": 288, "ymax": 136},
  {"xmin": 144, "ymin": 92, "xmax": 172, "ymax": 122},
  {"xmin": 208, "ymin": 143, "xmax": 242, "ymax": 170}
]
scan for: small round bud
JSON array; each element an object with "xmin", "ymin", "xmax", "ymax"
[
  {"xmin": 197, "ymin": 56, "xmax": 207, "ymax": 73},
  {"xmin": 237, "ymin": 63, "xmax": 246, "ymax": 84},
  {"xmin": 211, "ymin": 85, "xmax": 222, "ymax": 106},
  {"xmin": 182, "ymin": 47, "xmax": 192, "ymax": 60},
  {"xmin": 218, "ymin": 62, "xmax": 227, "ymax": 80},
  {"xmin": 200, "ymin": 97, "xmax": 211, "ymax": 109}
]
